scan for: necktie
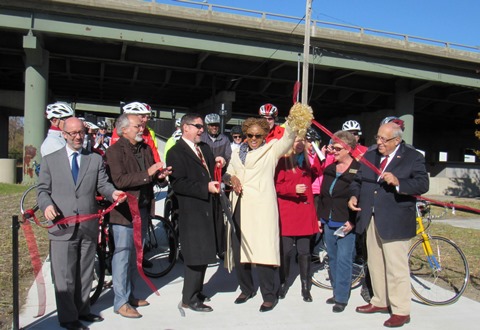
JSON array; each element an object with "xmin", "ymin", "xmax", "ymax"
[
  {"xmin": 195, "ymin": 145, "xmax": 209, "ymax": 173},
  {"xmin": 379, "ymin": 155, "xmax": 389, "ymax": 173},
  {"xmin": 71, "ymin": 152, "xmax": 79, "ymax": 184}
]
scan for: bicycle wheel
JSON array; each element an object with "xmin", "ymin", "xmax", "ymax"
[
  {"xmin": 20, "ymin": 184, "xmax": 46, "ymax": 225},
  {"xmin": 409, "ymin": 236, "xmax": 469, "ymax": 305},
  {"xmin": 143, "ymin": 215, "xmax": 178, "ymax": 278},
  {"xmin": 311, "ymin": 239, "xmax": 364, "ymax": 290},
  {"xmin": 90, "ymin": 245, "xmax": 106, "ymax": 305}
]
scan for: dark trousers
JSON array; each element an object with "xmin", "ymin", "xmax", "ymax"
[
  {"xmin": 182, "ymin": 264, "xmax": 207, "ymax": 305},
  {"xmin": 231, "ymin": 200, "xmax": 277, "ymax": 303}
]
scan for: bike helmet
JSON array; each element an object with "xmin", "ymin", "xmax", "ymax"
[
  {"xmin": 175, "ymin": 118, "xmax": 182, "ymax": 127},
  {"xmin": 306, "ymin": 128, "xmax": 321, "ymax": 142},
  {"xmin": 97, "ymin": 121, "xmax": 108, "ymax": 129},
  {"xmin": 259, "ymin": 103, "xmax": 278, "ymax": 118},
  {"xmin": 45, "ymin": 102, "xmax": 74, "ymax": 119},
  {"xmin": 122, "ymin": 101, "xmax": 151, "ymax": 115},
  {"xmin": 172, "ymin": 129, "xmax": 182, "ymax": 141},
  {"xmin": 84, "ymin": 121, "xmax": 99, "ymax": 130},
  {"xmin": 380, "ymin": 116, "xmax": 405, "ymax": 131},
  {"xmin": 230, "ymin": 125, "xmax": 242, "ymax": 135},
  {"xmin": 204, "ymin": 113, "xmax": 221, "ymax": 125},
  {"xmin": 342, "ymin": 120, "xmax": 362, "ymax": 135}
]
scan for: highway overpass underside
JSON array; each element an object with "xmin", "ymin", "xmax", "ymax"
[{"xmin": 0, "ymin": 0, "xmax": 479, "ymax": 184}]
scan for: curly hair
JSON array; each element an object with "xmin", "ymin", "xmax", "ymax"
[{"xmin": 242, "ymin": 117, "xmax": 270, "ymax": 136}]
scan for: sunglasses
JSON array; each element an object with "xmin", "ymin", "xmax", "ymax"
[
  {"xmin": 246, "ymin": 133, "xmax": 263, "ymax": 139},
  {"xmin": 188, "ymin": 123, "xmax": 204, "ymax": 129},
  {"xmin": 333, "ymin": 146, "xmax": 345, "ymax": 152},
  {"xmin": 232, "ymin": 135, "xmax": 242, "ymax": 139}
]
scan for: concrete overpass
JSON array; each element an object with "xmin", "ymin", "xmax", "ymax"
[{"xmin": 1, "ymin": 0, "xmax": 479, "ymax": 185}]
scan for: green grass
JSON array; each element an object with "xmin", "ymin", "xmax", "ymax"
[{"xmin": 0, "ymin": 183, "xmax": 29, "ymax": 195}]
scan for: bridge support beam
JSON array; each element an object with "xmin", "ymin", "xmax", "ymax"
[
  {"xmin": 22, "ymin": 31, "xmax": 49, "ymax": 185},
  {"xmin": 395, "ymin": 79, "xmax": 414, "ymax": 145}
]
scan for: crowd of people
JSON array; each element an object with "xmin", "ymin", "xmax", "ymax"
[{"xmin": 36, "ymin": 100, "xmax": 427, "ymax": 329}]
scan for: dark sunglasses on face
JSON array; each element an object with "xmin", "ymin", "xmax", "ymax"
[
  {"xmin": 246, "ymin": 133, "xmax": 263, "ymax": 139},
  {"xmin": 188, "ymin": 123, "xmax": 204, "ymax": 129},
  {"xmin": 232, "ymin": 135, "xmax": 242, "ymax": 139}
]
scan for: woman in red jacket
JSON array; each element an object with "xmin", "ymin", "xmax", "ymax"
[{"xmin": 275, "ymin": 135, "xmax": 322, "ymax": 302}]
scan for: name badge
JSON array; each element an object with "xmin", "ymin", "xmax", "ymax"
[{"xmin": 349, "ymin": 168, "xmax": 358, "ymax": 174}]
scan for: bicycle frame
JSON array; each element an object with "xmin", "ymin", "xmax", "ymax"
[{"xmin": 415, "ymin": 202, "xmax": 441, "ymax": 271}]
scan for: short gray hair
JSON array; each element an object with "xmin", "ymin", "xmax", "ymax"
[{"xmin": 115, "ymin": 113, "xmax": 131, "ymax": 137}]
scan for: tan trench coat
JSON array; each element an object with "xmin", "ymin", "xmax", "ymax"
[{"xmin": 226, "ymin": 124, "xmax": 295, "ymax": 267}]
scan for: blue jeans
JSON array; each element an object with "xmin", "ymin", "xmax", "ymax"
[
  {"xmin": 111, "ymin": 224, "xmax": 136, "ymax": 311},
  {"xmin": 324, "ymin": 224, "xmax": 356, "ymax": 304}
]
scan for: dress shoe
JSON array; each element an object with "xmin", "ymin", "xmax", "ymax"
[
  {"xmin": 115, "ymin": 304, "xmax": 142, "ymax": 318},
  {"xmin": 278, "ymin": 283, "xmax": 289, "ymax": 299},
  {"xmin": 332, "ymin": 302, "xmax": 347, "ymax": 313},
  {"xmin": 129, "ymin": 298, "xmax": 150, "ymax": 307},
  {"xmin": 384, "ymin": 314, "xmax": 410, "ymax": 327},
  {"xmin": 355, "ymin": 303, "xmax": 389, "ymax": 314},
  {"xmin": 181, "ymin": 302, "xmax": 213, "ymax": 312},
  {"xmin": 259, "ymin": 300, "xmax": 277, "ymax": 312},
  {"xmin": 198, "ymin": 292, "xmax": 211, "ymax": 302},
  {"xmin": 79, "ymin": 313, "xmax": 104, "ymax": 322},
  {"xmin": 325, "ymin": 297, "xmax": 335, "ymax": 305},
  {"xmin": 234, "ymin": 292, "xmax": 256, "ymax": 304},
  {"xmin": 59, "ymin": 320, "xmax": 89, "ymax": 330}
]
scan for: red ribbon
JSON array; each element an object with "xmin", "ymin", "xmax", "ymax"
[
  {"xmin": 310, "ymin": 119, "xmax": 480, "ymax": 215},
  {"xmin": 20, "ymin": 192, "xmax": 159, "ymax": 317}
]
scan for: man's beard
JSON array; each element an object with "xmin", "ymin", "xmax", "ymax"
[{"xmin": 135, "ymin": 133, "xmax": 143, "ymax": 142}]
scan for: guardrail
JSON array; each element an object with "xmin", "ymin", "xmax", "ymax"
[{"xmin": 145, "ymin": 0, "xmax": 480, "ymax": 54}]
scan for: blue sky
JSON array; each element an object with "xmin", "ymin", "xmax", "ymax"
[{"xmin": 151, "ymin": 0, "xmax": 479, "ymax": 48}]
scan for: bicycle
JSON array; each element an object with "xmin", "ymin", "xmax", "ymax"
[{"xmin": 409, "ymin": 200, "xmax": 469, "ymax": 305}]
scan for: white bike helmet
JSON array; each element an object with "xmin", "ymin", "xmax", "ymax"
[
  {"xmin": 45, "ymin": 102, "xmax": 74, "ymax": 119},
  {"xmin": 172, "ymin": 129, "xmax": 182, "ymax": 141},
  {"xmin": 122, "ymin": 102, "xmax": 151, "ymax": 115},
  {"xmin": 84, "ymin": 121, "xmax": 99, "ymax": 130},
  {"xmin": 175, "ymin": 118, "xmax": 182, "ymax": 127},
  {"xmin": 204, "ymin": 113, "xmax": 221, "ymax": 125},
  {"xmin": 259, "ymin": 103, "xmax": 278, "ymax": 118},
  {"xmin": 97, "ymin": 121, "xmax": 108, "ymax": 129},
  {"xmin": 342, "ymin": 120, "xmax": 362, "ymax": 135}
]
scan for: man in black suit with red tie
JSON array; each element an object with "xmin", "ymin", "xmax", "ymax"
[
  {"xmin": 348, "ymin": 121, "xmax": 429, "ymax": 328},
  {"xmin": 166, "ymin": 113, "xmax": 225, "ymax": 312}
]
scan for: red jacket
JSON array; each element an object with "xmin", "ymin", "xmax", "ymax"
[
  {"xmin": 275, "ymin": 155, "xmax": 321, "ymax": 236},
  {"xmin": 265, "ymin": 125, "xmax": 285, "ymax": 143}
]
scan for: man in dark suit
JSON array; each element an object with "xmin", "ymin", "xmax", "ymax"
[
  {"xmin": 166, "ymin": 113, "xmax": 224, "ymax": 312},
  {"xmin": 348, "ymin": 122, "xmax": 429, "ymax": 328},
  {"xmin": 37, "ymin": 117, "xmax": 125, "ymax": 330}
]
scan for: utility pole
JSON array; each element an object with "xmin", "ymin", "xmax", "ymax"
[{"xmin": 301, "ymin": 0, "xmax": 312, "ymax": 104}]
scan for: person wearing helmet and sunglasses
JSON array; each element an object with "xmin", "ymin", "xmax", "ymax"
[
  {"xmin": 110, "ymin": 102, "xmax": 161, "ymax": 163},
  {"xmin": 200, "ymin": 113, "xmax": 232, "ymax": 258},
  {"xmin": 259, "ymin": 103, "xmax": 285, "ymax": 143},
  {"xmin": 41, "ymin": 102, "xmax": 75, "ymax": 157},
  {"xmin": 230, "ymin": 125, "xmax": 244, "ymax": 152}
]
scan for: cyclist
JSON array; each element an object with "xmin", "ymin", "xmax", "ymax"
[
  {"xmin": 259, "ymin": 103, "xmax": 284, "ymax": 142},
  {"xmin": 341, "ymin": 120, "xmax": 368, "ymax": 157},
  {"xmin": 110, "ymin": 102, "xmax": 161, "ymax": 162},
  {"xmin": 200, "ymin": 113, "xmax": 232, "ymax": 258},
  {"xmin": 40, "ymin": 102, "xmax": 74, "ymax": 157},
  {"xmin": 94, "ymin": 120, "xmax": 111, "ymax": 154},
  {"xmin": 230, "ymin": 125, "xmax": 243, "ymax": 152},
  {"xmin": 164, "ymin": 118, "xmax": 182, "ymax": 161}
]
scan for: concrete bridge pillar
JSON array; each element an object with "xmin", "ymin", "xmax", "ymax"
[
  {"xmin": 395, "ymin": 79, "xmax": 414, "ymax": 145},
  {"xmin": 22, "ymin": 31, "xmax": 49, "ymax": 185}
]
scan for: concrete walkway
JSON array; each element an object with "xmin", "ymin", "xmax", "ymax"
[{"xmin": 18, "ymin": 254, "xmax": 480, "ymax": 330}]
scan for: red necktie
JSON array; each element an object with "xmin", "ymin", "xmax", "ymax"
[
  {"xmin": 379, "ymin": 155, "xmax": 389, "ymax": 172},
  {"xmin": 195, "ymin": 144, "xmax": 209, "ymax": 173}
]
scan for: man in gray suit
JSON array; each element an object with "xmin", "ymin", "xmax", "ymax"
[{"xmin": 37, "ymin": 117, "xmax": 125, "ymax": 330}]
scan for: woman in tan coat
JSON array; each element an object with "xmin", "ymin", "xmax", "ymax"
[{"xmin": 224, "ymin": 116, "xmax": 295, "ymax": 312}]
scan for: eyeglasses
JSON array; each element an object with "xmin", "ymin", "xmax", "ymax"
[
  {"xmin": 246, "ymin": 133, "xmax": 263, "ymax": 139},
  {"xmin": 64, "ymin": 131, "xmax": 85, "ymax": 137},
  {"xmin": 232, "ymin": 135, "xmax": 242, "ymax": 139},
  {"xmin": 188, "ymin": 123, "xmax": 204, "ymax": 129},
  {"xmin": 374, "ymin": 135, "xmax": 396, "ymax": 143},
  {"xmin": 332, "ymin": 146, "xmax": 344, "ymax": 152}
]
